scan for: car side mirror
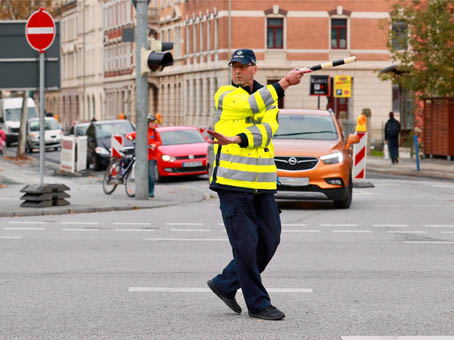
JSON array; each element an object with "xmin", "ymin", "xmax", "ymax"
[{"xmin": 345, "ymin": 134, "xmax": 360, "ymax": 150}]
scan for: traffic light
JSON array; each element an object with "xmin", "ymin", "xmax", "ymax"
[{"xmin": 141, "ymin": 39, "xmax": 174, "ymax": 74}]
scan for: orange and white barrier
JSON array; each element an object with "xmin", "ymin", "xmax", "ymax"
[
  {"xmin": 111, "ymin": 134, "xmax": 123, "ymax": 159},
  {"xmin": 353, "ymin": 132, "xmax": 367, "ymax": 179}
]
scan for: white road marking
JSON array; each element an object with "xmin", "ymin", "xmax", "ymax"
[
  {"xmin": 321, "ymin": 224, "xmax": 359, "ymax": 227},
  {"xmin": 412, "ymin": 204, "xmax": 442, "ymax": 207},
  {"xmin": 218, "ymin": 223, "xmax": 224, "ymax": 226},
  {"xmin": 145, "ymin": 238, "xmax": 228, "ymax": 242},
  {"xmin": 170, "ymin": 228, "xmax": 211, "ymax": 232},
  {"xmin": 166, "ymin": 222, "xmax": 203, "ymax": 226},
  {"xmin": 440, "ymin": 231, "xmax": 454, "ymax": 234},
  {"xmin": 4, "ymin": 227, "xmax": 45, "ymax": 231},
  {"xmin": 282, "ymin": 223, "xmax": 307, "ymax": 227},
  {"xmin": 129, "ymin": 287, "xmax": 313, "ymax": 293},
  {"xmin": 8, "ymin": 221, "xmax": 45, "ymax": 224},
  {"xmin": 0, "ymin": 236, "xmax": 22, "ymax": 239},
  {"xmin": 388, "ymin": 231, "xmax": 427, "ymax": 234},
  {"xmin": 424, "ymin": 224, "xmax": 454, "ymax": 228},
  {"xmin": 373, "ymin": 224, "xmax": 409, "ymax": 228},
  {"xmin": 405, "ymin": 241, "xmax": 454, "ymax": 245},
  {"xmin": 283, "ymin": 230, "xmax": 320, "ymax": 233},
  {"xmin": 62, "ymin": 228, "xmax": 99, "ymax": 232},
  {"xmin": 61, "ymin": 222, "xmax": 99, "ymax": 225},
  {"xmin": 115, "ymin": 229, "xmax": 155, "ymax": 232},
  {"xmin": 342, "ymin": 337, "xmax": 454, "ymax": 339},
  {"xmin": 376, "ymin": 204, "xmax": 400, "ymax": 208},
  {"xmin": 332, "ymin": 230, "xmax": 371, "ymax": 233},
  {"xmin": 113, "ymin": 222, "xmax": 151, "ymax": 226}
]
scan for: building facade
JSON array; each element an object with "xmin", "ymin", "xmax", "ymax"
[
  {"xmin": 46, "ymin": 0, "xmax": 104, "ymax": 131},
  {"xmin": 49, "ymin": 0, "xmax": 397, "ymax": 146}
]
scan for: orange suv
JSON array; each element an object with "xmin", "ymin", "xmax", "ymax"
[{"xmin": 274, "ymin": 109, "xmax": 359, "ymax": 208}]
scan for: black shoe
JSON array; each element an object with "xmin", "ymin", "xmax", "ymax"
[
  {"xmin": 248, "ymin": 305, "xmax": 285, "ymax": 320},
  {"xmin": 207, "ymin": 280, "xmax": 241, "ymax": 314}
]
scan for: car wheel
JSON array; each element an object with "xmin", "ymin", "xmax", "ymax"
[
  {"xmin": 333, "ymin": 174, "xmax": 352, "ymax": 209},
  {"xmin": 25, "ymin": 142, "xmax": 32, "ymax": 153},
  {"xmin": 154, "ymin": 163, "xmax": 162, "ymax": 183}
]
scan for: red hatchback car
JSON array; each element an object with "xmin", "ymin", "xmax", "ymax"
[{"xmin": 154, "ymin": 126, "xmax": 208, "ymax": 181}]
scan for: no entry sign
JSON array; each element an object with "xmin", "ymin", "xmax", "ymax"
[{"xmin": 25, "ymin": 8, "xmax": 56, "ymax": 53}]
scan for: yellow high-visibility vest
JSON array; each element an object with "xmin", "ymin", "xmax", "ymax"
[{"xmin": 210, "ymin": 84, "xmax": 280, "ymax": 191}]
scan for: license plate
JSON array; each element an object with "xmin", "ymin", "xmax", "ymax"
[
  {"xmin": 279, "ymin": 177, "xmax": 309, "ymax": 186},
  {"xmin": 183, "ymin": 161, "xmax": 202, "ymax": 167}
]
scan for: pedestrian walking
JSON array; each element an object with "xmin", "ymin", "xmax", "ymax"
[
  {"xmin": 384, "ymin": 112, "xmax": 401, "ymax": 164},
  {"xmin": 126, "ymin": 115, "xmax": 161, "ymax": 197},
  {"xmin": 206, "ymin": 48, "xmax": 311, "ymax": 320}
]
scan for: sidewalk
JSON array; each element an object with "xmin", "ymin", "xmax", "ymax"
[
  {"xmin": 365, "ymin": 154, "xmax": 454, "ymax": 181},
  {"xmin": 0, "ymin": 155, "xmax": 209, "ymax": 217}
]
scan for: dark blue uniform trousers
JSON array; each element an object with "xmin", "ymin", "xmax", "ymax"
[{"xmin": 211, "ymin": 190, "xmax": 281, "ymax": 314}]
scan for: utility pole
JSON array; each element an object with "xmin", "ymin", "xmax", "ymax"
[{"xmin": 134, "ymin": 0, "xmax": 149, "ymax": 200}]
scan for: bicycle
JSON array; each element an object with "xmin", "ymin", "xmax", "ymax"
[{"xmin": 102, "ymin": 151, "xmax": 136, "ymax": 197}]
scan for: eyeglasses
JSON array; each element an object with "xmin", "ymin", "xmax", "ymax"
[{"xmin": 230, "ymin": 63, "xmax": 254, "ymax": 70}]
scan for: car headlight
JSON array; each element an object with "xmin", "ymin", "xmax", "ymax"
[
  {"xmin": 95, "ymin": 146, "xmax": 109, "ymax": 155},
  {"xmin": 161, "ymin": 154, "xmax": 176, "ymax": 162},
  {"xmin": 30, "ymin": 133, "xmax": 39, "ymax": 140},
  {"xmin": 320, "ymin": 151, "xmax": 344, "ymax": 164}
]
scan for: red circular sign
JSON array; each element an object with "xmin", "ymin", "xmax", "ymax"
[{"xmin": 25, "ymin": 8, "xmax": 56, "ymax": 53}]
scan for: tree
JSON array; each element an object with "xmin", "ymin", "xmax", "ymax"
[
  {"xmin": 379, "ymin": 0, "xmax": 454, "ymax": 98},
  {"xmin": 0, "ymin": 0, "xmax": 58, "ymax": 20}
]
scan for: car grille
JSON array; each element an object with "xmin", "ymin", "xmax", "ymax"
[
  {"xmin": 169, "ymin": 166, "xmax": 207, "ymax": 173},
  {"xmin": 175, "ymin": 154, "xmax": 205, "ymax": 160},
  {"xmin": 275, "ymin": 156, "xmax": 318, "ymax": 171}
]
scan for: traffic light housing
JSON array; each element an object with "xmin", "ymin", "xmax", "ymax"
[{"xmin": 141, "ymin": 39, "xmax": 174, "ymax": 74}]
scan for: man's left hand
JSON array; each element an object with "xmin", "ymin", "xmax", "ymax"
[{"xmin": 207, "ymin": 130, "xmax": 241, "ymax": 145}]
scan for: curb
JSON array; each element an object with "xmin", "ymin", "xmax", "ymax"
[{"xmin": 367, "ymin": 167, "xmax": 454, "ymax": 181}]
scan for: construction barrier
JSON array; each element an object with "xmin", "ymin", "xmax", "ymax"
[
  {"xmin": 353, "ymin": 131, "xmax": 367, "ymax": 180},
  {"xmin": 111, "ymin": 134, "xmax": 123, "ymax": 159}
]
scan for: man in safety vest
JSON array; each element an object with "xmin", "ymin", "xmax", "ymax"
[{"xmin": 206, "ymin": 49, "xmax": 311, "ymax": 320}]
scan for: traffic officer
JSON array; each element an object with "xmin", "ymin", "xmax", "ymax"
[{"xmin": 206, "ymin": 49, "xmax": 311, "ymax": 320}]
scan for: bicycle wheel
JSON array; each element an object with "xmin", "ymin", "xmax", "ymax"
[
  {"xmin": 103, "ymin": 160, "xmax": 120, "ymax": 194},
  {"xmin": 124, "ymin": 162, "xmax": 136, "ymax": 197}
]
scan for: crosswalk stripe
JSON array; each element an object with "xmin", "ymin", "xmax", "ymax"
[
  {"xmin": 0, "ymin": 236, "xmax": 22, "ymax": 239},
  {"xmin": 128, "ymin": 287, "xmax": 313, "ymax": 293},
  {"xmin": 145, "ymin": 238, "xmax": 228, "ymax": 242},
  {"xmin": 4, "ymin": 227, "xmax": 45, "ymax": 231}
]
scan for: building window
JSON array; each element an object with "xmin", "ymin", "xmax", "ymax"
[
  {"xmin": 267, "ymin": 18, "xmax": 283, "ymax": 49},
  {"xmin": 392, "ymin": 21, "xmax": 408, "ymax": 50},
  {"xmin": 331, "ymin": 18, "xmax": 347, "ymax": 49}
]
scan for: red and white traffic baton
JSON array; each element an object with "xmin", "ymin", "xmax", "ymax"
[{"xmin": 299, "ymin": 56, "xmax": 357, "ymax": 72}]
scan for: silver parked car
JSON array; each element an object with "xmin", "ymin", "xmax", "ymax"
[{"xmin": 26, "ymin": 117, "xmax": 63, "ymax": 153}]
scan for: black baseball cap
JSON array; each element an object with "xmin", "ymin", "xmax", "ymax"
[
  {"xmin": 228, "ymin": 49, "xmax": 256, "ymax": 66},
  {"xmin": 147, "ymin": 115, "xmax": 157, "ymax": 122}
]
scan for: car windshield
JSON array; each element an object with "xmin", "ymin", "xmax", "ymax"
[
  {"xmin": 159, "ymin": 129, "xmax": 205, "ymax": 145},
  {"xmin": 95, "ymin": 122, "xmax": 134, "ymax": 138},
  {"xmin": 5, "ymin": 107, "xmax": 38, "ymax": 121},
  {"xmin": 274, "ymin": 114, "xmax": 338, "ymax": 141},
  {"xmin": 76, "ymin": 125, "xmax": 88, "ymax": 136},
  {"xmin": 29, "ymin": 119, "xmax": 61, "ymax": 132}
]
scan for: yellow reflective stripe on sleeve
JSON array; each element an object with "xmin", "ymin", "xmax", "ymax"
[
  {"xmin": 262, "ymin": 122, "xmax": 273, "ymax": 146},
  {"xmin": 258, "ymin": 87, "xmax": 274, "ymax": 108},
  {"xmin": 246, "ymin": 125, "xmax": 262, "ymax": 147},
  {"xmin": 214, "ymin": 89, "xmax": 235, "ymax": 125}
]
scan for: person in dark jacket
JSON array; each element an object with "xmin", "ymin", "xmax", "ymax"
[
  {"xmin": 385, "ymin": 112, "xmax": 401, "ymax": 164},
  {"xmin": 206, "ymin": 49, "xmax": 311, "ymax": 321}
]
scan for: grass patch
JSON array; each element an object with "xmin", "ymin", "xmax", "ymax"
[{"xmin": 370, "ymin": 150, "xmax": 384, "ymax": 157}]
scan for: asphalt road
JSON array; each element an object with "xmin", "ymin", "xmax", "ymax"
[{"xmin": 1, "ymin": 175, "xmax": 454, "ymax": 340}]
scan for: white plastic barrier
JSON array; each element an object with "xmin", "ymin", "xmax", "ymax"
[
  {"xmin": 353, "ymin": 132, "xmax": 367, "ymax": 180},
  {"xmin": 60, "ymin": 136, "xmax": 76, "ymax": 172},
  {"xmin": 76, "ymin": 136, "xmax": 87, "ymax": 172}
]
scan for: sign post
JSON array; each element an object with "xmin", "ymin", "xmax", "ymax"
[
  {"xmin": 25, "ymin": 8, "xmax": 56, "ymax": 186},
  {"xmin": 309, "ymin": 75, "xmax": 329, "ymax": 109}
]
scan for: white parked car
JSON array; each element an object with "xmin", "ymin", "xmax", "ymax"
[{"xmin": 26, "ymin": 117, "xmax": 63, "ymax": 153}]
